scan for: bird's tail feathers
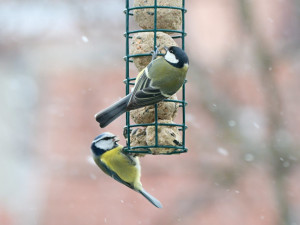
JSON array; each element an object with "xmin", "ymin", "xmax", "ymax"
[
  {"xmin": 139, "ymin": 189, "xmax": 163, "ymax": 208},
  {"xmin": 95, "ymin": 94, "xmax": 131, "ymax": 128}
]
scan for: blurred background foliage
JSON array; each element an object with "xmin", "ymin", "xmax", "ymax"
[{"xmin": 0, "ymin": 0, "xmax": 300, "ymax": 225}]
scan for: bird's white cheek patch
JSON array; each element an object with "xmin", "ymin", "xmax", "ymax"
[
  {"xmin": 95, "ymin": 140, "xmax": 113, "ymax": 151},
  {"xmin": 165, "ymin": 51, "xmax": 179, "ymax": 64}
]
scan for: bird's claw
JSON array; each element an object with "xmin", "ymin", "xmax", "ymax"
[
  {"xmin": 123, "ymin": 126, "xmax": 132, "ymax": 139},
  {"xmin": 151, "ymin": 45, "xmax": 160, "ymax": 60}
]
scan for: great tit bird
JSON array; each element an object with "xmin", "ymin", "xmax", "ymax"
[
  {"xmin": 95, "ymin": 46, "xmax": 189, "ymax": 128},
  {"xmin": 91, "ymin": 132, "xmax": 163, "ymax": 208}
]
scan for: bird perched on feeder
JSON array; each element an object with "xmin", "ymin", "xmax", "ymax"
[
  {"xmin": 90, "ymin": 132, "xmax": 162, "ymax": 208},
  {"xmin": 95, "ymin": 46, "xmax": 189, "ymax": 128}
]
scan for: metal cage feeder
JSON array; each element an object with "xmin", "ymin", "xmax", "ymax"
[{"xmin": 123, "ymin": 0, "xmax": 188, "ymax": 155}]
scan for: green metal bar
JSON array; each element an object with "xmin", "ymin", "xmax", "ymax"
[
  {"xmin": 127, "ymin": 34, "xmax": 185, "ymax": 40},
  {"xmin": 124, "ymin": 53, "xmax": 164, "ymax": 59},
  {"xmin": 181, "ymin": 0, "xmax": 187, "ymax": 152},
  {"xmin": 125, "ymin": 148, "xmax": 188, "ymax": 154},
  {"xmin": 129, "ymin": 145, "xmax": 185, "ymax": 149},
  {"xmin": 182, "ymin": 0, "xmax": 186, "ymax": 49},
  {"xmin": 125, "ymin": 0, "xmax": 131, "ymax": 151},
  {"xmin": 128, "ymin": 5, "xmax": 187, "ymax": 12},
  {"xmin": 153, "ymin": 0, "xmax": 157, "ymax": 48},
  {"xmin": 126, "ymin": 29, "xmax": 186, "ymax": 35},
  {"xmin": 153, "ymin": 0, "xmax": 159, "ymax": 147},
  {"xmin": 126, "ymin": 124, "xmax": 186, "ymax": 128}
]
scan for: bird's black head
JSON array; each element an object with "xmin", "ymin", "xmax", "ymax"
[
  {"xmin": 91, "ymin": 132, "xmax": 119, "ymax": 156},
  {"xmin": 163, "ymin": 46, "xmax": 189, "ymax": 68}
]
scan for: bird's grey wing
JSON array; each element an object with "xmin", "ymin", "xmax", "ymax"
[
  {"xmin": 127, "ymin": 58, "xmax": 167, "ymax": 110},
  {"xmin": 98, "ymin": 159, "xmax": 134, "ymax": 189},
  {"xmin": 127, "ymin": 86, "xmax": 166, "ymax": 110},
  {"xmin": 130, "ymin": 69, "xmax": 151, "ymax": 96},
  {"xmin": 127, "ymin": 69, "xmax": 165, "ymax": 109}
]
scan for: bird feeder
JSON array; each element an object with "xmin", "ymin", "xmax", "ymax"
[{"xmin": 123, "ymin": 0, "xmax": 188, "ymax": 155}]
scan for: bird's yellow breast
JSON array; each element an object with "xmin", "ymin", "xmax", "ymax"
[{"xmin": 100, "ymin": 146, "xmax": 141, "ymax": 185}]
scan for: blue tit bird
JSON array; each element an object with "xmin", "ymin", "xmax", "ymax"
[
  {"xmin": 95, "ymin": 46, "xmax": 189, "ymax": 128},
  {"xmin": 91, "ymin": 132, "xmax": 163, "ymax": 208}
]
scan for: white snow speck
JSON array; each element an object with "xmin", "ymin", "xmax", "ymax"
[
  {"xmin": 86, "ymin": 156, "xmax": 95, "ymax": 165},
  {"xmin": 81, "ymin": 35, "xmax": 89, "ymax": 43},
  {"xmin": 228, "ymin": 120, "xmax": 236, "ymax": 127},
  {"xmin": 244, "ymin": 153, "xmax": 255, "ymax": 162},
  {"xmin": 235, "ymin": 190, "xmax": 240, "ymax": 194},
  {"xmin": 209, "ymin": 103, "xmax": 217, "ymax": 112},
  {"xmin": 283, "ymin": 161, "xmax": 290, "ymax": 168},
  {"xmin": 253, "ymin": 122, "xmax": 260, "ymax": 129},
  {"xmin": 120, "ymin": 200, "xmax": 124, "ymax": 203},
  {"xmin": 89, "ymin": 174, "xmax": 97, "ymax": 180},
  {"xmin": 217, "ymin": 147, "xmax": 228, "ymax": 156},
  {"xmin": 267, "ymin": 17, "xmax": 274, "ymax": 23},
  {"xmin": 288, "ymin": 155, "xmax": 298, "ymax": 161}
]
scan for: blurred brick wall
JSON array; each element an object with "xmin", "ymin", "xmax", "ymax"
[{"xmin": 1, "ymin": 0, "xmax": 300, "ymax": 225}]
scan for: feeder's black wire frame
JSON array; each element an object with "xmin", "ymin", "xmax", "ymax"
[{"xmin": 123, "ymin": 0, "xmax": 187, "ymax": 155}]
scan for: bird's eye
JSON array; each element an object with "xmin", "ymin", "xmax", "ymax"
[
  {"xmin": 102, "ymin": 137, "xmax": 111, "ymax": 141},
  {"xmin": 170, "ymin": 50, "xmax": 173, "ymax": 53}
]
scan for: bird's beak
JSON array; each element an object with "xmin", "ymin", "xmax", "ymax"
[
  {"xmin": 114, "ymin": 137, "xmax": 120, "ymax": 142},
  {"xmin": 163, "ymin": 46, "xmax": 168, "ymax": 53}
]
